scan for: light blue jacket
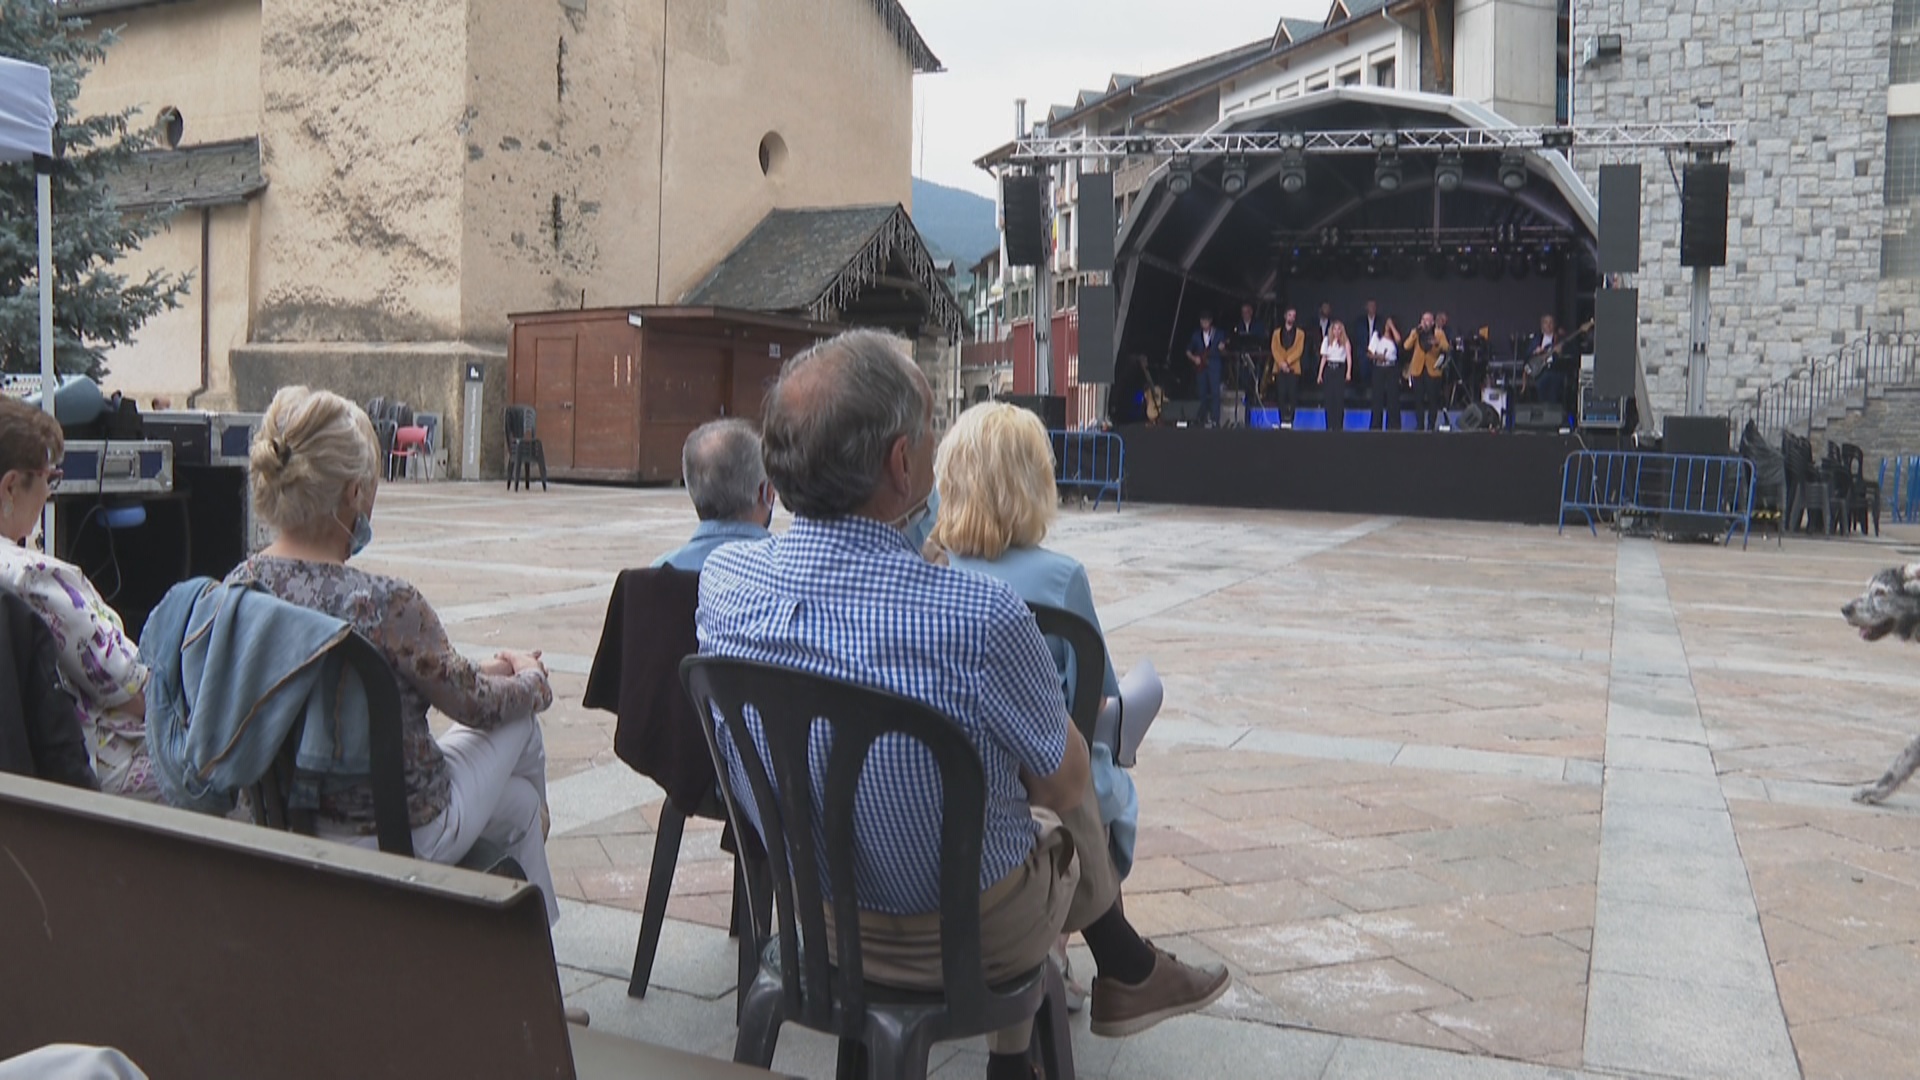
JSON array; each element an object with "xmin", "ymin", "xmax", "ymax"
[
  {"xmin": 948, "ymin": 546, "xmax": 1139, "ymax": 878},
  {"xmin": 141, "ymin": 577, "xmax": 366, "ymax": 815},
  {"xmin": 653, "ymin": 519, "xmax": 774, "ymax": 571}
]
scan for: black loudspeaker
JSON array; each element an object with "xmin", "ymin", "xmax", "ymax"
[
  {"xmin": 1078, "ymin": 284, "xmax": 1116, "ymax": 384},
  {"xmin": 1593, "ymin": 287, "xmax": 1639, "ymax": 398},
  {"xmin": 997, "ymin": 393, "xmax": 1067, "ymax": 431},
  {"xmin": 1003, "ymin": 175, "xmax": 1046, "ymax": 267},
  {"xmin": 1078, "ymin": 171, "xmax": 1115, "ymax": 273},
  {"xmin": 1663, "ymin": 415, "xmax": 1730, "ymax": 455},
  {"xmin": 1597, "ymin": 164, "xmax": 1642, "ymax": 275},
  {"xmin": 1513, "ymin": 402, "xmax": 1565, "ymax": 431},
  {"xmin": 1680, "ymin": 162, "xmax": 1730, "ymax": 268}
]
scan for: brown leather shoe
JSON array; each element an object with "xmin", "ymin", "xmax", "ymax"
[{"xmin": 1087, "ymin": 944, "xmax": 1230, "ymax": 1037}]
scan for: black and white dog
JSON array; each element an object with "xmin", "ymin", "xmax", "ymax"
[{"xmin": 1842, "ymin": 564, "xmax": 1920, "ymax": 803}]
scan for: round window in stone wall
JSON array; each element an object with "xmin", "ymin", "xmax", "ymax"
[
  {"xmin": 758, "ymin": 132, "xmax": 788, "ymax": 177},
  {"xmin": 156, "ymin": 106, "xmax": 184, "ymax": 149}
]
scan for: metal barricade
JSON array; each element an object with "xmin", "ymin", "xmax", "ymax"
[
  {"xmin": 1559, "ymin": 450, "xmax": 1757, "ymax": 548},
  {"xmin": 1051, "ymin": 429, "xmax": 1124, "ymax": 511}
]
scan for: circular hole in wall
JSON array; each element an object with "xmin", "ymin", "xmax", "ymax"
[
  {"xmin": 156, "ymin": 106, "xmax": 184, "ymax": 149},
  {"xmin": 758, "ymin": 131, "xmax": 788, "ymax": 177}
]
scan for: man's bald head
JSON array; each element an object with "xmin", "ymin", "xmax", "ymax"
[
  {"xmin": 762, "ymin": 329, "xmax": 930, "ymax": 520},
  {"xmin": 681, "ymin": 419, "xmax": 766, "ymax": 523}
]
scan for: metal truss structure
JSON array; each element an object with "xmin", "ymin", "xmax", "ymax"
[{"xmin": 1003, "ymin": 122, "xmax": 1738, "ymax": 165}]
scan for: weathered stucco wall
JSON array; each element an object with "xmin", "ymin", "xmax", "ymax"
[
  {"xmin": 98, "ymin": 203, "xmax": 256, "ymax": 409},
  {"xmin": 73, "ymin": 0, "xmax": 262, "ymax": 145},
  {"xmin": 254, "ymin": 0, "xmax": 469, "ymax": 343}
]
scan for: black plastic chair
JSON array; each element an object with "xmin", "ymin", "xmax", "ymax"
[
  {"xmin": 1842, "ymin": 442, "xmax": 1881, "ymax": 536},
  {"xmin": 246, "ymin": 631, "xmax": 521, "ymax": 877},
  {"xmin": 1783, "ymin": 434, "xmax": 1838, "ymax": 535},
  {"xmin": 682, "ymin": 656, "xmax": 1074, "ymax": 1080},
  {"xmin": 1026, "ymin": 603, "xmax": 1105, "ymax": 743},
  {"xmin": 505, "ymin": 405, "xmax": 549, "ymax": 492}
]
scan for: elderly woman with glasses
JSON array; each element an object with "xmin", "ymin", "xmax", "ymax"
[{"xmin": 0, "ymin": 397, "xmax": 154, "ymax": 798}]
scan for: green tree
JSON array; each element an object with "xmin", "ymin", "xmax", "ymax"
[{"xmin": 0, "ymin": 0, "xmax": 188, "ymax": 378}]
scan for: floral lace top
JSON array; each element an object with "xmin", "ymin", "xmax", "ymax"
[
  {"xmin": 230, "ymin": 555, "xmax": 553, "ymax": 831},
  {"xmin": 0, "ymin": 541, "xmax": 152, "ymax": 797}
]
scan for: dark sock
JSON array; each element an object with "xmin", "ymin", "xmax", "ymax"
[
  {"xmin": 1079, "ymin": 902, "xmax": 1157, "ymax": 984},
  {"xmin": 985, "ymin": 1050, "xmax": 1032, "ymax": 1080}
]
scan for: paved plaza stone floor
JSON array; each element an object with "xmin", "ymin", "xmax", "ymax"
[{"xmin": 364, "ymin": 482, "xmax": 1920, "ymax": 1079}]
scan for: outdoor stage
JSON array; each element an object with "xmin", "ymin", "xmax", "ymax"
[{"xmin": 1118, "ymin": 426, "xmax": 1627, "ymax": 525}]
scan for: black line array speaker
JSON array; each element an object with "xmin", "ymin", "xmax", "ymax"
[
  {"xmin": 1663, "ymin": 415, "xmax": 1731, "ymax": 455},
  {"xmin": 1078, "ymin": 284, "xmax": 1116, "ymax": 384},
  {"xmin": 1002, "ymin": 174, "xmax": 1046, "ymax": 267},
  {"xmin": 1078, "ymin": 171, "xmax": 1115, "ymax": 273},
  {"xmin": 1680, "ymin": 162, "xmax": 1730, "ymax": 268},
  {"xmin": 1593, "ymin": 287, "xmax": 1639, "ymax": 398},
  {"xmin": 1597, "ymin": 164, "xmax": 1642, "ymax": 276}
]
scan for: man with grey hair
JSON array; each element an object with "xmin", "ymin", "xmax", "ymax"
[
  {"xmin": 698, "ymin": 330, "xmax": 1226, "ymax": 1077},
  {"xmin": 654, "ymin": 419, "xmax": 775, "ymax": 571}
]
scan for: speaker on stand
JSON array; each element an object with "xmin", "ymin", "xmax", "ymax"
[{"xmin": 1002, "ymin": 175, "xmax": 1046, "ymax": 268}]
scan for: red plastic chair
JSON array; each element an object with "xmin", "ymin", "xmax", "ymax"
[{"xmin": 389, "ymin": 425, "xmax": 430, "ymax": 481}]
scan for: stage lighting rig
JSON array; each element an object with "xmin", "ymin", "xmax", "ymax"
[
  {"xmin": 1455, "ymin": 247, "xmax": 1478, "ymax": 277},
  {"xmin": 1498, "ymin": 152, "xmax": 1529, "ymax": 191},
  {"xmin": 1433, "ymin": 151, "xmax": 1463, "ymax": 193},
  {"xmin": 1279, "ymin": 148, "xmax": 1308, "ymax": 194},
  {"xmin": 1374, "ymin": 152, "xmax": 1404, "ymax": 192},
  {"xmin": 1221, "ymin": 156, "xmax": 1249, "ymax": 194},
  {"xmin": 1541, "ymin": 128, "xmax": 1577, "ymax": 150},
  {"xmin": 1168, "ymin": 157, "xmax": 1193, "ymax": 195}
]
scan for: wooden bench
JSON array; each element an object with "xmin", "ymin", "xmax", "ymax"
[{"xmin": 0, "ymin": 774, "xmax": 785, "ymax": 1079}]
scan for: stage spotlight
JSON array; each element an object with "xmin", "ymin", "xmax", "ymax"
[
  {"xmin": 1534, "ymin": 243, "xmax": 1560, "ymax": 276},
  {"xmin": 1168, "ymin": 158, "xmax": 1193, "ymax": 195},
  {"xmin": 1481, "ymin": 249, "xmax": 1506, "ymax": 281},
  {"xmin": 1498, "ymin": 152, "xmax": 1528, "ymax": 191},
  {"xmin": 1279, "ymin": 148, "xmax": 1308, "ymax": 194},
  {"xmin": 1423, "ymin": 248, "xmax": 1448, "ymax": 280},
  {"xmin": 1338, "ymin": 253, "xmax": 1362, "ymax": 280},
  {"xmin": 1434, "ymin": 151, "xmax": 1463, "ymax": 193},
  {"xmin": 1365, "ymin": 246, "xmax": 1386, "ymax": 277},
  {"xmin": 1374, "ymin": 152, "xmax": 1404, "ymax": 192},
  {"xmin": 1508, "ymin": 249, "xmax": 1531, "ymax": 279},
  {"xmin": 1455, "ymin": 246, "xmax": 1478, "ymax": 278},
  {"xmin": 1370, "ymin": 130, "xmax": 1400, "ymax": 152},
  {"xmin": 1541, "ymin": 128, "xmax": 1577, "ymax": 150},
  {"xmin": 1221, "ymin": 156, "xmax": 1249, "ymax": 195}
]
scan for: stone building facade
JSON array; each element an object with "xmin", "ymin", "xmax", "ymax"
[
  {"xmin": 66, "ymin": 0, "xmax": 933, "ymax": 468},
  {"xmin": 1574, "ymin": 0, "xmax": 1920, "ymax": 420}
]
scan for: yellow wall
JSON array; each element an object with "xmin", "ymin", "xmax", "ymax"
[
  {"xmin": 98, "ymin": 202, "xmax": 255, "ymax": 408},
  {"xmin": 73, "ymin": 0, "xmax": 262, "ymax": 145}
]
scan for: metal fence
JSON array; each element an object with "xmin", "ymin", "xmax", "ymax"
[
  {"xmin": 1051, "ymin": 429, "xmax": 1124, "ymax": 511},
  {"xmin": 1730, "ymin": 330, "xmax": 1920, "ymax": 441},
  {"xmin": 1559, "ymin": 450, "xmax": 1757, "ymax": 548}
]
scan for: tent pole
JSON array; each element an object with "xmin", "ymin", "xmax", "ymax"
[{"xmin": 36, "ymin": 157, "xmax": 57, "ymax": 555}]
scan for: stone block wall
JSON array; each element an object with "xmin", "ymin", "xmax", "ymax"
[
  {"xmin": 1818, "ymin": 385, "xmax": 1920, "ymax": 470},
  {"xmin": 1574, "ymin": 0, "xmax": 1900, "ymax": 419}
]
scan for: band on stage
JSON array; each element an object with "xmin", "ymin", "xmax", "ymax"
[{"xmin": 1136, "ymin": 298, "xmax": 1594, "ymax": 433}]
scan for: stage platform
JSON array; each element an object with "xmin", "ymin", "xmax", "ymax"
[{"xmin": 1118, "ymin": 426, "xmax": 1623, "ymax": 525}]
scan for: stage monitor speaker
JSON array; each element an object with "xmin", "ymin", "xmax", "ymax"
[
  {"xmin": 997, "ymin": 393, "xmax": 1067, "ymax": 431},
  {"xmin": 1160, "ymin": 399, "xmax": 1203, "ymax": 424},
  {"xmin": 1663, "ymin": 415, "xmax": 1730, "ymax": 455},
  {"xmin": 1680, "ymin": 162, "xmax": 1730, "ymax": 268},
  {"xmin": 1513, "ymin": 402, "xmax": 1564, "ymax": 431},
  {"xmin": 1593, "ymin": 287, "xmax": 1639, "ymax": 398},
  {"xmin": 1078, "ymin": 171, "xmax": 1115, "ymax": 273},
  {"xmin": 1078, "ymin": 284, "xmax": 1116, "ymax": 384},
  {"xmin": 1597, "ymin": 164, "xmax": 1642, "ymax": 275},
  {"xmin": 1003, "ymin": 175, "xmax": 1046, "ymax": 267}
]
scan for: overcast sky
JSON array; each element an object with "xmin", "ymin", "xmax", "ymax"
[{"xmin": 908, "ymin": 0, "xmax": 1325, "ymax": 196}]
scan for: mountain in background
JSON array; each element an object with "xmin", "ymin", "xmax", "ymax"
[{"xmin": 910, "ymin": 177, "xmax": 999, "ymax": 272}]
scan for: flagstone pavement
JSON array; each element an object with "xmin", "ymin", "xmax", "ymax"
[{"xmin": 363, "ymin": 482, "xmax": 1920, "ymax": 1079}]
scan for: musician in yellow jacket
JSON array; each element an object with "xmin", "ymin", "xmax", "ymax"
[
  {"xmin": 1267, "ymin": 307, "xmax": 1306, "ymax": 428},
  {"xmin": 1402, "ymin": 312, "xmax": 1450, "ymax": 432}
]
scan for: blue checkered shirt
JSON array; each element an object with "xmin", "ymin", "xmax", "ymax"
[{"xmin": 696, "ymin": 515, "xmax": 1070, "ymax": 915}]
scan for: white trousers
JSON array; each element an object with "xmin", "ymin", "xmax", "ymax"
[
  {"xmin": 0, "ymin": 1046, "xmax": 148, "ymax": 1080},
  {"xmin": 327, "ymin": 715, "xmax": 559, "ymax": 924}
]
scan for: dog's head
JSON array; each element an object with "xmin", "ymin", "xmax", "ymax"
[{"xmin": 1843, "ymin": 564, "xmax": 1920, "ymax": 642}]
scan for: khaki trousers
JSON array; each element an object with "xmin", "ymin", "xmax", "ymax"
[{"xmin": 839, "ymin": 787, "xmax": 1120, "ymax": 1053}]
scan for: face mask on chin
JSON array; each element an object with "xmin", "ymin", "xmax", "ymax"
[
  {"xmin": 335, "ymin": 508, "xmax": 373, "ymax": 558},
  {"xmin": 889, "ymin": 497, "xmax": 930, "ymax": 536}
]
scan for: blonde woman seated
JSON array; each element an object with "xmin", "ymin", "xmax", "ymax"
[
  {"xmin": 236, "ymin": 387, "xmax": 560, "ymax": 922},
  {"xmin": 0, "ymin": 398, "xmax": 150, "ymax": 797},
  {"xmin": 929, "ymin": 402, "xmax": 1145, "ymax": 879}
]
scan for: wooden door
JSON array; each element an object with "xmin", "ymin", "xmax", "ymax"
[
  {"xmin": 639, "ymin": 331, "xmax": 728, "ymax": 481},
  {"xmin": 532, "ymin": 336, "xmax": 577, "ymax": 470},
  {"xmin": 573, "ymin": 340, "xmax": 639, "ymax": 475}
]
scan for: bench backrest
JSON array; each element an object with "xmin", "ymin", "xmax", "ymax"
[{"xmin": 0, "ymin": 773, "xmax": 574, "ymax": 1078}]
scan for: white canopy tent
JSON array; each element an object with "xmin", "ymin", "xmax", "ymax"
[{"xmin": 0, "ymin": 55, "xmax": 59, "ymax": 418}]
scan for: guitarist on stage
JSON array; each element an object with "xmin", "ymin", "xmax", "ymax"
[
  {"xmin": 1187, "ymin": 311, "xmax": 1225, "ymax": 427},
  {"xmin": 1268, "ymin": 308, "xmax": 1305, "ymax": 428},
  {"xmin": 1526, "ymin": 314, "xmax": 1569, "ymax": 412}
]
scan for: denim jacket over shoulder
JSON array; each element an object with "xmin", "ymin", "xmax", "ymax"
[{"xmin": 141, "ymin": 576, "xmax": 369, "ymax": 814}]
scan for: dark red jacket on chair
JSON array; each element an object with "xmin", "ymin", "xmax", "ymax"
[{"xmin": 583, "ymin": 567, "xmax": 715, "ymax": 818}]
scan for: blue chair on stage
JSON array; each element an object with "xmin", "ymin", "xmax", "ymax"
[
  {"xmin": 1346, "ymin": 409, "xmax": 1372, "ymax": 431},
  {"xmin": 1294, "ymin": 408, "xmax": 1327, "ymax": 431}
]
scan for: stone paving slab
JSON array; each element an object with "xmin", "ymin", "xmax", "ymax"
[{"xmin": 356, "ymin": 485, "xmax": 1920, "ymax": 1079}]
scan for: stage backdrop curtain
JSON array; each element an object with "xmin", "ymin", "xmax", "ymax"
[{"xmin": 0, "ymin": 57, "xmax": 55, "ymax": 163}]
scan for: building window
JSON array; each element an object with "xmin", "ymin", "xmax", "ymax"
[
  {"xmin": 758, "ymin": 132, "xmax": 788, "ymax": 176},
  {"xmin": 1373, "ymin": 58, "xmax": 1396, "ymax": 88},
  {"xmin": 1898, "ymin": 0, "xmax": 1920, "ymax": 85},
  {"xmin": 1339, "ymin": 71, "xmax": 1362, "ymax": 87},
  {"xmin": 1887, "ymin": 116, "xmax": 1920, "ymax": 204}
]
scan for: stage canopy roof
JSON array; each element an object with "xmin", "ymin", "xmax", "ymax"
[{"xmin": 0, "ymin": 56, "xmax": 55, "ymax": 164}]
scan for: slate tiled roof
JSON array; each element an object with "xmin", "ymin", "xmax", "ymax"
[
  {"xmin": 106, "ymin": 138, "xmax": 266, "ymax": 212},
  {"xmin": 684, "ymin": 204, "xmax": 961, "ymax": 335},
  {"xmin": 52, "ymin": 0, "xmax": 191, "ymax": 15}
]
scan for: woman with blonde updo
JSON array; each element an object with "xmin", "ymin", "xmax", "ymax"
[
  {"xmin": 0, "ymin": 397, "xmax": 148, "ymax": 795},
  {"xmin": 234, "ymin": 386, "xmax": 560, "ymax": 922}
]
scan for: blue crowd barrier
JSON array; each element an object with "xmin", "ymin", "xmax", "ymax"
[
  {"xmin": 1558, "ymin": 450, "xmax": 1757, "ymax": 548},
  {"xmin": 1051, "ymin": 429, "xmax": 1124, "ymax": 511},
  {"xmin": 1884, "ymin": 456, "xmax": 1920, "ymax": 524}
]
